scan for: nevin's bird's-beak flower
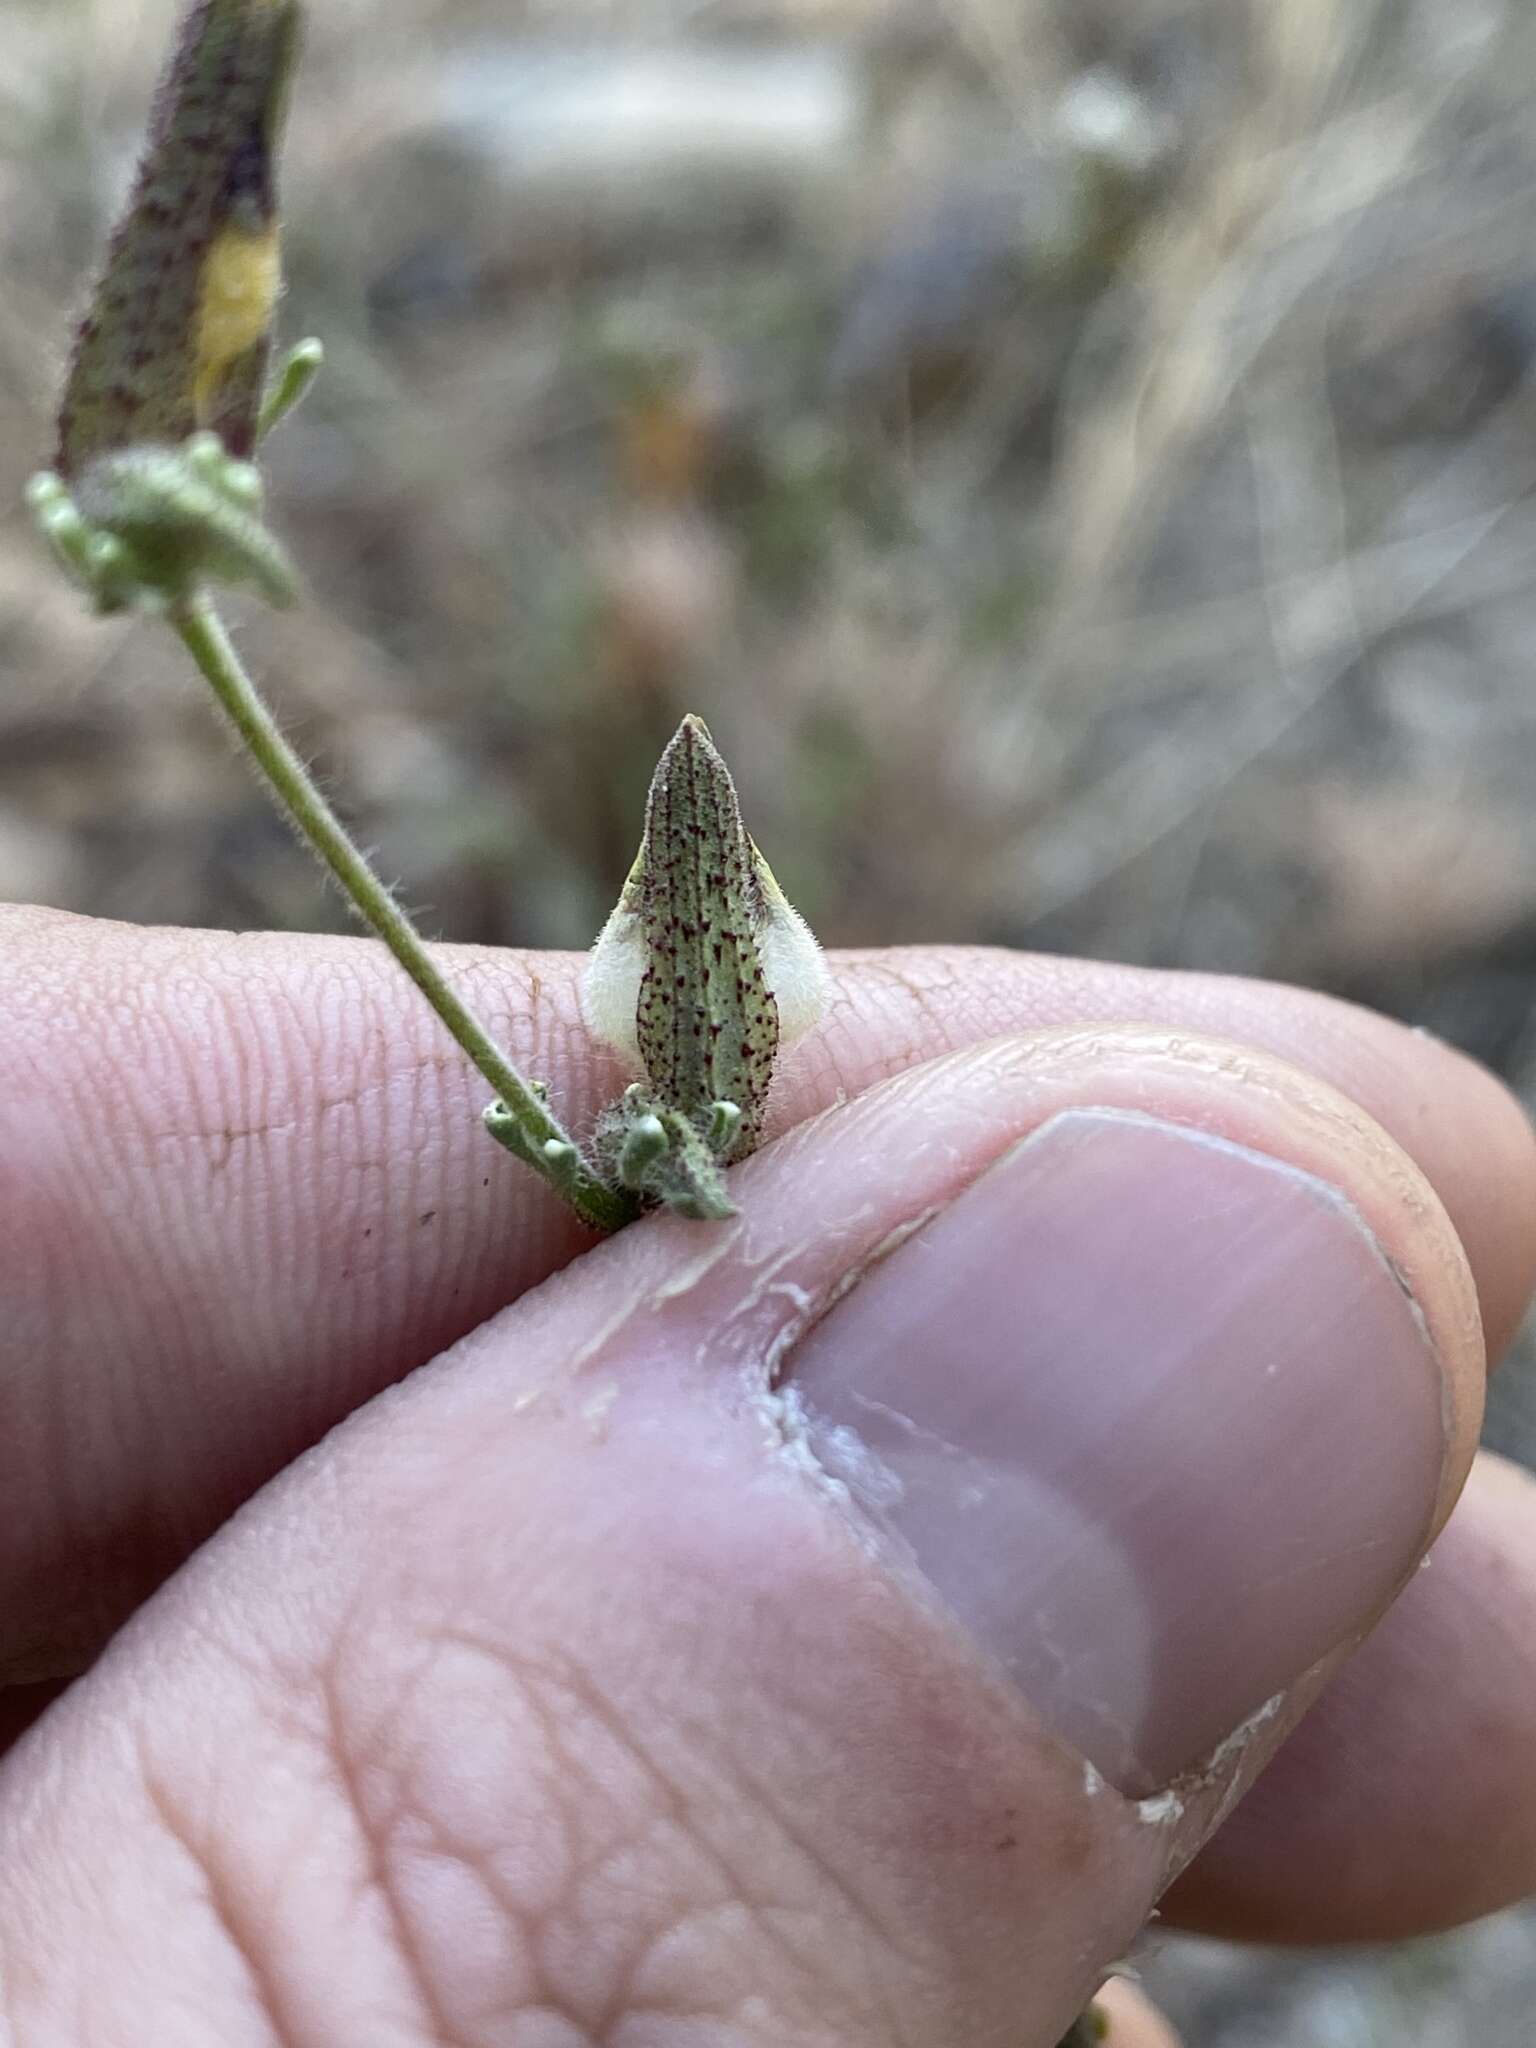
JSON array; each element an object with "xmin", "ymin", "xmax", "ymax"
[
  {"xmin": 29, "ymin": 0, "xmax": 316, "ymax": 614},
  {"xmin": 581, "ymin": 716, "xmax": 830, "ymax": 1218}
]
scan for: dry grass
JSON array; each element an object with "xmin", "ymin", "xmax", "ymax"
[{"xmin": 8, "ymin": 0, "xmax": 1536, "ymax": 997}]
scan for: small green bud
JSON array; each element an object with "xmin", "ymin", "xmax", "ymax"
[
  {"xmin": 539, "ymin": 1139, "xmax": 582, "ymax": 1192},
  {"xmin": 484, "ymin": 1107, "xmax": 594, "ymax": 1211},
  {"xmin": 582, "ymin": 716, "xmax": 829, "ymax": 1165},
  {"xmin": 483, "ymin": 1100, "xmax": 538, "ymax": 1162},
  {"xmin": 221, "ymin": 461, "xmax": 264, "ymax": 506},
  {"xmin": 617, "ymin": 1112, "xmax": 670, "ymax": 1189},
  {"xmin": 706, "ymin": 1099, "xmax": 743, "ymax": 1153}
]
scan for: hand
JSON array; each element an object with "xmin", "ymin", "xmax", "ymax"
[{"xmin": 4, "ymin": 906, "xmax": 1536, "ymax": 2046}]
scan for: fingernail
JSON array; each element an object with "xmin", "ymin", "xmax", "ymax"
[{"xmin": 786, "ymin": 1108, "xmax": 1447, "ymax": 1794}]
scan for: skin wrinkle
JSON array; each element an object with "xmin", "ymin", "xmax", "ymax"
[
  {"xmin": 148, "ymin": 969, "xmax": 457, "ymax": 1393},
  {"xmin": 6, "ymin": 1206, "xmax": 88, "ymax": 1628},
  {"xmin": 322, "ymin": 1578, "xmax": 932, "ymax": 2047},
  {"xmin": 528, "ymin": 1740, "xmax": 710, "ymax": 2039},
  {"xmin": 836, "ymin": 951, "xmax": 966, "ymax": 1027},
  {"xmin": 214, "ymin": 963, "xmax": 272, "ymax": 1170},
  {"xmin": 136, "ymin": 1769, "xmax": 292, "ymax": 2048},
  {"xmin": 589, "ymin": 1826, "xmax": 899, "ymax": 2042},
  {"xmin": 21, "ymin": 1219, "xmax": 182, "ymax": 1659},
  {"xmin": 131, "ymin": 1657, "xmax": 456, "ymax": 2048},
  {"xmin": 539, "ymin": 1739, "xmax": 755, "ymax": 2042},
  {"xmin": 323, "ymin": 1621, "xmax": 579, "ymax": 2020},
  {"xmin": 315, "ymin": 1668, "xmax": 460, "ymax": 2048},
  {"xmin": 785, "ymin": 949, "xmax": 1015, "ymax": 1100},
  {"xmin": 636, "ymin": 1947, "xmax": 922, "ymax": 2048},
  {"xmin": 512, "ymin": 1652, "xmax": 745, "ymax": 1966},
  {"xmin": 693, "ymin": 1701, "xmax": 941, "ymax": 2010},
  {"xmin": 90, "ymin": 962, "xmax": 303, "ymax": 1393},
  {"xmin": 679, "ymin": 1750, "xmax": 903, "ymax": 2000},
  {"xmin": 333, "ymin": 1625, "xmax": 715, "ymax": 2043}
]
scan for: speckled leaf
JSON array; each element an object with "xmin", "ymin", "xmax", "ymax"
[
  {"xmin": 57, "ymin": 0, "xmax": 301, "ymax": 476},
  {"xmin": 634, "ymin": 716, "xmax": 779, "ymax": 1158}
]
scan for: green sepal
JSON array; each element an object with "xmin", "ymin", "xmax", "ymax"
[
  {"xmin": 650, "ymin": 1112, "xmax": 737, "ymax": 1221},
  {"xmin": 594, "ymin": 1084, "xmax": 738, "ymax": 1222},
  {"xmin": 256, "ymin": 337, "xmax": 324, "ymax": 443},
  {"xmin": 28, "ymin": 433, "xmax": 298, "ymax": 614},
  {"xmin": 616, "ymin": 1110, "xmax": 670, "ymax": 1190}
]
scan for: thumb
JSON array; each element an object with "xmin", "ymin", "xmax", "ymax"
[{"xmin": 0, "ymin": 1029, "xmax": 1481, "ymax": 2046}]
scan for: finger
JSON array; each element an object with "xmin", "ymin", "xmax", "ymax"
[
  {"xmin": 3, "ymin": 907, "xmax": 1528, "ymax": 1682},
  {"xmin": 806, "ymin": 947, "xmax": 1536, "ymax": 1362},
  {"xmin": 0, "ymin": 1031, "xmax": 1478, "ymax": 2041},
  {"xmin": 1095, "ymin": 1980, "xmax": 1184, "ymax": 2048},
  {"xmin": 1164, "ymin": 1450, "xmax": 1536, "ymax": 1942}
]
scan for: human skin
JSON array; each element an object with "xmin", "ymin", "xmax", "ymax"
[{"xmin": 3, "ymin": 904, "xmax": 1536, "ymax": 2044}]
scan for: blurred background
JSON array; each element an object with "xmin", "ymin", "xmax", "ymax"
[{"xmin": 4, "ymin": 0, "xmax": 1536, "ymax": 2036}]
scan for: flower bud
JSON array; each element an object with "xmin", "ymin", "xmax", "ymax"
[
  {"xmin": 56, "ymin": 0, "xmax": 301, "ymax": 479},
  {"xmin": 583, "ymin": 716, "xmax": 829, "ymax": 1162}
]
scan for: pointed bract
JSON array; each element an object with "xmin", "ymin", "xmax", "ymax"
[
  {"xmin": 583, "ymin": 716, "xmax": 829, "ymax": 1168},
  {"xmin": 57, "ymin": 0, "xmax": 301, "ymax": 477}
]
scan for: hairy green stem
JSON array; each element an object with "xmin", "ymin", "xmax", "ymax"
[{"xmin": 168, "ymin": 592, "xmax": 634, "ymax": 1232}]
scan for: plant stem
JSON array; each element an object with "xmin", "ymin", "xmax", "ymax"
[{"xmin": 168, "ymin": 592, "xmax": 635, "ymax": 1233}]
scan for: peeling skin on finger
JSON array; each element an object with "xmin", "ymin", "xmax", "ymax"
[
  {"xmin": 1149, "ymin": 1661, "xmax": 1341, "ymax": 1890},
  {"xmin": 1134, "ymin": 1791, "xmax": 1185, "ymax": 1828},
  {"xmin": 1132, "ymin": 1693, "xmax": 1282, "ymax": 1833}
]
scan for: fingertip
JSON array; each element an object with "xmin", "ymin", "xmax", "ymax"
[
  {"xmin": 1164, "ymin": 1450, "xmax": 1536, "ymax": 1941},
  {"xmin": 1094, "ymin": 1978, "xmax": 1184, "ymax": 2048},
  {"xmin": 1344, "ymin": 1014, "xmax": 1536, "ymax": 1364},
  {"xmin": 788, "ymin": 948, "xmax": 1536, "ymax": 1371}
]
